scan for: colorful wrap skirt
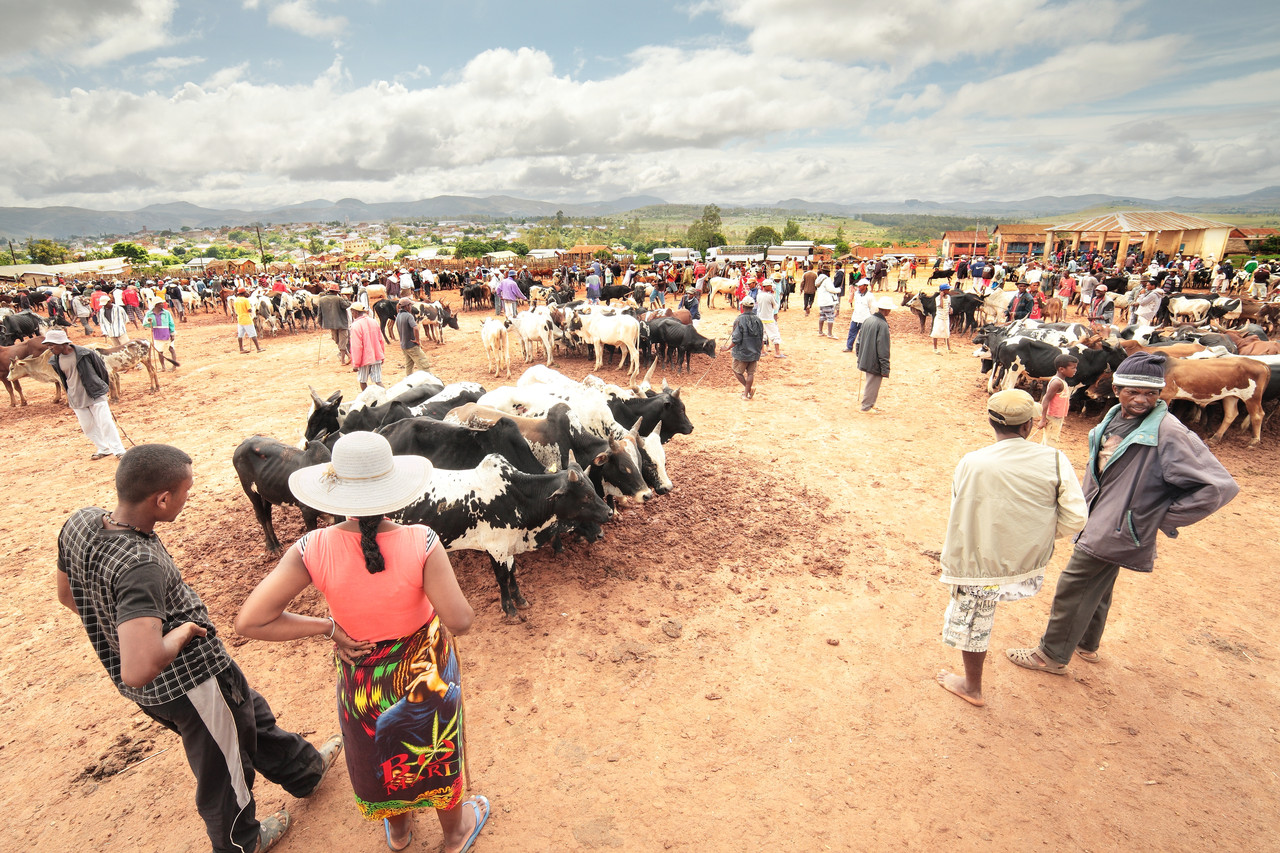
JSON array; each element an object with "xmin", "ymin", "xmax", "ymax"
[{"xmin": 336, "ymin": 615, "xmax": 466, "ymax": 820}]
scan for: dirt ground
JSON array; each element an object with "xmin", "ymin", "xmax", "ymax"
[{"xmin": 1, "ymin": 288, "xmax": 1277, "ymax": 853}]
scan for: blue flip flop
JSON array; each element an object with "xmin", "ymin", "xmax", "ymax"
[
  {"xmin": 457, "ymin": 795, "xmax": 491, "ymax": 853},
  {"xmin": 384, "ymin": 817, "xmax": 413, "ymax": 851}
]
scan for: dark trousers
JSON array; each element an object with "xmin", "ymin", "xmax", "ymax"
[
  {"xmin": 139, "ymin": 663, "xmax": 322, "ymax": 853},
  {"xmin": 802, "ymin": 292, "xmax": 815, "ymax": 312},
  {"xmin": 1039, "ymin": 549, "xmax": 1122, "ymax": 665},
  {"xmin": 845, "ymin": 320, "xmax": 862, "ymax": 350}
]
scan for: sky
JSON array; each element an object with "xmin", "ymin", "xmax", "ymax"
[{"xmin": 2, "ymin": 0, "xmax": 1279, "ymax": 211}]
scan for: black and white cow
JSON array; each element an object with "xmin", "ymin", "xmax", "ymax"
[
  {"xmin": 408, "ymin": 382, "xmax": 488, "ymax": 420},
  {"xmin": 377, "ymin": 415, "xmax": 546, "ymax": 475},
  {"xmin": 0, "ymin": 311, "xmax": 44, "ymax": 346},
  {"xmin": 392, "ymin": 455, "xmax": 613, "ymax": 616}
]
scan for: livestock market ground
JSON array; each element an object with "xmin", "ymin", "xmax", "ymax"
[{"xmin": 2, "ymin": 292, "xmax": 1278, "ymax": 853}]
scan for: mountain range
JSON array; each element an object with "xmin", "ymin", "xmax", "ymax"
[{"xmin": 2, "ymin": 187, "xmax": 1278, "ymax": 240}]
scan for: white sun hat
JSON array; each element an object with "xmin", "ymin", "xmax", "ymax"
[{"xmin": 289, "ymin": 432, "xmax": 432, "ymax": 517}]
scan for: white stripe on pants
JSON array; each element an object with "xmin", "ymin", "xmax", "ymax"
[{"xmin": 73, "ymin": 398, "xmax": 127, "ymax": 456}]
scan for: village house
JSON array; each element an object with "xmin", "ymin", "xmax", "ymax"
[
  {"xmin": 941, "ymin": 231, "xmax": 991, "ymax": 258},
  {"xmin": 991, "ymin": 224, "xmax": 1049, "ymax": 262},
  {"xmin": 1224, "ymin": 226, "xmax": 1279, "ymax": 254}
]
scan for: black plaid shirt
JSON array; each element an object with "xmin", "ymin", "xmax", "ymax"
[{"xmin": 57, "ymin": 508, "xmax": 233, "ymax": 706}]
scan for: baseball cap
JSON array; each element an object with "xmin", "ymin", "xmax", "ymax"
[{"xmin": 987, "ymin": 389, "xmax": 1041, "ymax": 426}]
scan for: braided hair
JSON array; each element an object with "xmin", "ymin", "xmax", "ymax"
[{"xmin": 357, "ymin": 515, "xmax": 386, "ymax": 574}]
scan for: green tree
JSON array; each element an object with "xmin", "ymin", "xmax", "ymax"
[
  {"xmin": 1259, "ymin": 235, "xmax": 1280, "ymax": 254},
  {"xmin": 453, "ymin": 238, "xmax": 492, "ymax": 258},
  {"xmin": 593, "ymin": 248, "xmax": 613, "ymax": 261},
  {"xmin": 834, "ymin": 240, "xmax": 850, "ymax": 256},
  {"xmin": 745, "ymin": 225, "xmax": 782, "ymax": 246},
  {"xmin": 227, "ymin": 229, "xmax": 250, "ymax": 243},
  {"xmin": 308, "ymin": 236, "xmax": 325, "ymax": 255},
  {"xmin": 111, "ymin": 241, "xmax": 149, "ymax": 263},
  {"xmin": 510, "ymin": 241, "xmax": 530, "ymax": 256},
  {"xmin": 27, "ymin": 238, "xmax": 70, "ymax": 265},
  {"xmin": 836, "ymin": 225, "xmax": 846, "ymax": 242},
  {"xmin": 686, "ymin": 221, "xmax": 726, "ymax": 253},
  {"xmin": 701, "ymin": 204, "xmax": 722, "ymax": 232},
  {"xmin": 782, "ymin": 219, "xmax": 805, "ymax": 241}
]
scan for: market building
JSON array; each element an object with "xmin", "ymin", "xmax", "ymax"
[{"xmin": 1041, "ymin": 211, "xmax": 1233, "ymax": 261}]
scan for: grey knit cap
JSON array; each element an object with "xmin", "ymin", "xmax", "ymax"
[{"xmin": 1113, "ymin": 351, "xmax": 1167, "ymax": 389}]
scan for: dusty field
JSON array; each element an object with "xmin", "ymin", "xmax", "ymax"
[{"xmin": 1, "ymin": 290, "xmax": 1277, "ymax": 853}]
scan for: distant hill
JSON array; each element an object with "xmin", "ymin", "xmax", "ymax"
[
  {"xmin": 2, "ymin": 188, "xmax": 1277, "ymax": 240},
  {"xmin": 0, "ymin": 194, "xmax": 669, "ymax": 240}
]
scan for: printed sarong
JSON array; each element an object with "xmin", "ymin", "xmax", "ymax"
[{"xmin": 336, "ymin": 615, "xmax": 466, "ymax": 820}]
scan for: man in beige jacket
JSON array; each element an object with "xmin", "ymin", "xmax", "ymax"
[{"xmin": 935, "ymin": 389, "xmax": 1087, "ymax": 706}]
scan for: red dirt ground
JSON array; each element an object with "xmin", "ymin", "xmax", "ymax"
[{"xmin": 1, "ymin": 291, "xmax": 1277, "ymax": 852}]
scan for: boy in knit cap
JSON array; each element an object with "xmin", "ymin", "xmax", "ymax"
[{"xmin": 1007, "ymin": 352, "xmax": 1238, "ymax": 675}]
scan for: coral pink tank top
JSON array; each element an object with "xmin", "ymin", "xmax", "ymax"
[{"xmin": 298, "ymin": 524, "xmax": 441, "ymax": 642}]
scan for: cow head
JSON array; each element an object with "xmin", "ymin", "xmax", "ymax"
[
  {"xmin": 304, "ymin": 387, "xmax": 343, "ymax": 442},
  {"xmin": 550, "ymin": 465, "xmax": 613, "ymax": 525}
]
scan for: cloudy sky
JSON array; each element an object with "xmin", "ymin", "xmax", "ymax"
[{"xmin": 2, "ymin": 0, "xmax": 1278, "ymax": 211}]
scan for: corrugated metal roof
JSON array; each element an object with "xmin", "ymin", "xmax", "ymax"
[
  {"xmin": 1045, "ymin": 211, "xmax": 1235, "ymax": 233},
  {"xmin": 942, "ymin": 231, "xmax": 989, "ymax": 239},
  {"xmin": 993, "ymin": 224, "xmax": 1048, "ymax": 235}
]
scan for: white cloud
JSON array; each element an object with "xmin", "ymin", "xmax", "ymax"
[
  {"xmin": 247, "ymin": 0, "xmax": 349, "ymax": 39},
  {"xmin": 0, "ymin": 0, "xmax": 178, "ymax": 68},
  {"xmin": 697, "ymin": 0, "xmax": 1136, "ymax": 70},
  {"xmin": 937, "ymin": 35, "xmax": 1185, "ymax": 118},
  {"xmin": 2, "ymin": 0, "xmax": 1279, "ymax": 210}
]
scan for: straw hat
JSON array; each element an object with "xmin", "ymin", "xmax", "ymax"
[
  {"xmin": 876, "ymin": 296, "xmax": 897, "ymax": 311},
  {"xmin": 289, "ymin": 432, "xmax": 432, "ymax": 517}
]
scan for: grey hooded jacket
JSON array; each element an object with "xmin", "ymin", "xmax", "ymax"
[{"xmin": 1074, "ymin": 402, "xmax": 1238, "ymax": 572}]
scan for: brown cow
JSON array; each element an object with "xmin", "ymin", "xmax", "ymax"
[
  {"xmin": 1042, "ymin": 296, "xmax": 1064, "ymax": 323},
  {"xmin": 1117, "ymin": 340, "xmax": 1207, "ymax": 358},
  {"xmin": 0, "ymin": 338, "xmax": 51, "ymax": 406},
  {"xmin": 640, "ymin": 308, "xmax": 694, "ymax": 326},
  {"xmin": 1162, "ymin": 356, "xmax": 1270, "ymax": 446}
]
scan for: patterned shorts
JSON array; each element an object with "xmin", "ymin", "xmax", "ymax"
[
  {"xmin": 942, "ymin": 585, "xmax": 1000, "ymax": 653},
  {"xmin": 819, "ymin": 305, "xmax": 835, "ymax": 322}
]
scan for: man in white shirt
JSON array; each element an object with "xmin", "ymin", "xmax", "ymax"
[
  {"xmin": 756, "ymin": 277, "xmax": 786, "ymax": 358},
  {"xmin": 937, "ymin": 389, "xmax": 1087, "ymax": 706},
  {"xmin": 842, "ymin": 280, "xmax": 875, "ymax": 352}
]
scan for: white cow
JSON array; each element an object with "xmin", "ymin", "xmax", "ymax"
[{"xmin": 481, "ymin": 317, "xmax": 512, "ymax": 378}]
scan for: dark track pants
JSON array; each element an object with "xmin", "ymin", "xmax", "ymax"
[
  {"xmin": 1039, "ymin": 549, "xmax": 1122, "ymax": 665},
  {"xmin": 139, "ymin": 662, "xmax": 323, "ymax": 853}
]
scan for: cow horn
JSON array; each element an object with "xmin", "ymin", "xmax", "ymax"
[{"xmin": 642, "ymin": 357, "xmax": 658, "ymax": 386}]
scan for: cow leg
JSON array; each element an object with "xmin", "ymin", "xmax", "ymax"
[
  {"xmin": 1246, "ymin": 397, "xmax": 1264, "ymax": 447},
  {"xmin": 246, "ymin": 491, "xmax": 282, "ymax": 553},
  {"xmin": 1208, "ymin": 398, "xmax": 1237, "ymax": 444},
  {"xmin": 490, "ymin": 555, "xmax": 526, "ymax": 617},
  {"xmin": 300, "ymin": 505, "xmax": 322, "ymax": 532},
  {"xmin": 145, "ymin": 360, "xmax": 159, "ymax": 393},
  {"xmin": 3, "ymin": 378, "xmax": 19, "ymax": 407}
]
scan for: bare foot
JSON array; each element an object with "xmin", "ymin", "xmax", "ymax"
[{"xmin": 936, "ymin": 670, "xmax": 985, "ymax": 707}]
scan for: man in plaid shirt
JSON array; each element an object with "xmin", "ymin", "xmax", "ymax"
[{"xmin": 56, "ymin": 444, "xmax": 342, "ymax": 853}]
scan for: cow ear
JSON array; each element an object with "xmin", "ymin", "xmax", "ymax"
[
  {"xmin": 327, "ymin": 390, "xmax": 343, "ymax": 404},
  {"xmin": 593, "ymin": 451, "xmax": 609, "ymax": 466}
]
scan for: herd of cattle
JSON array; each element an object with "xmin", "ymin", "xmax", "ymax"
[
  {"xmin": 896, "ymin": 281, "xmax": 1280, "ymax": 447},
  {"xmin": 234, "ymin": 367, "xmax": 692, "ymax": 616}
]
